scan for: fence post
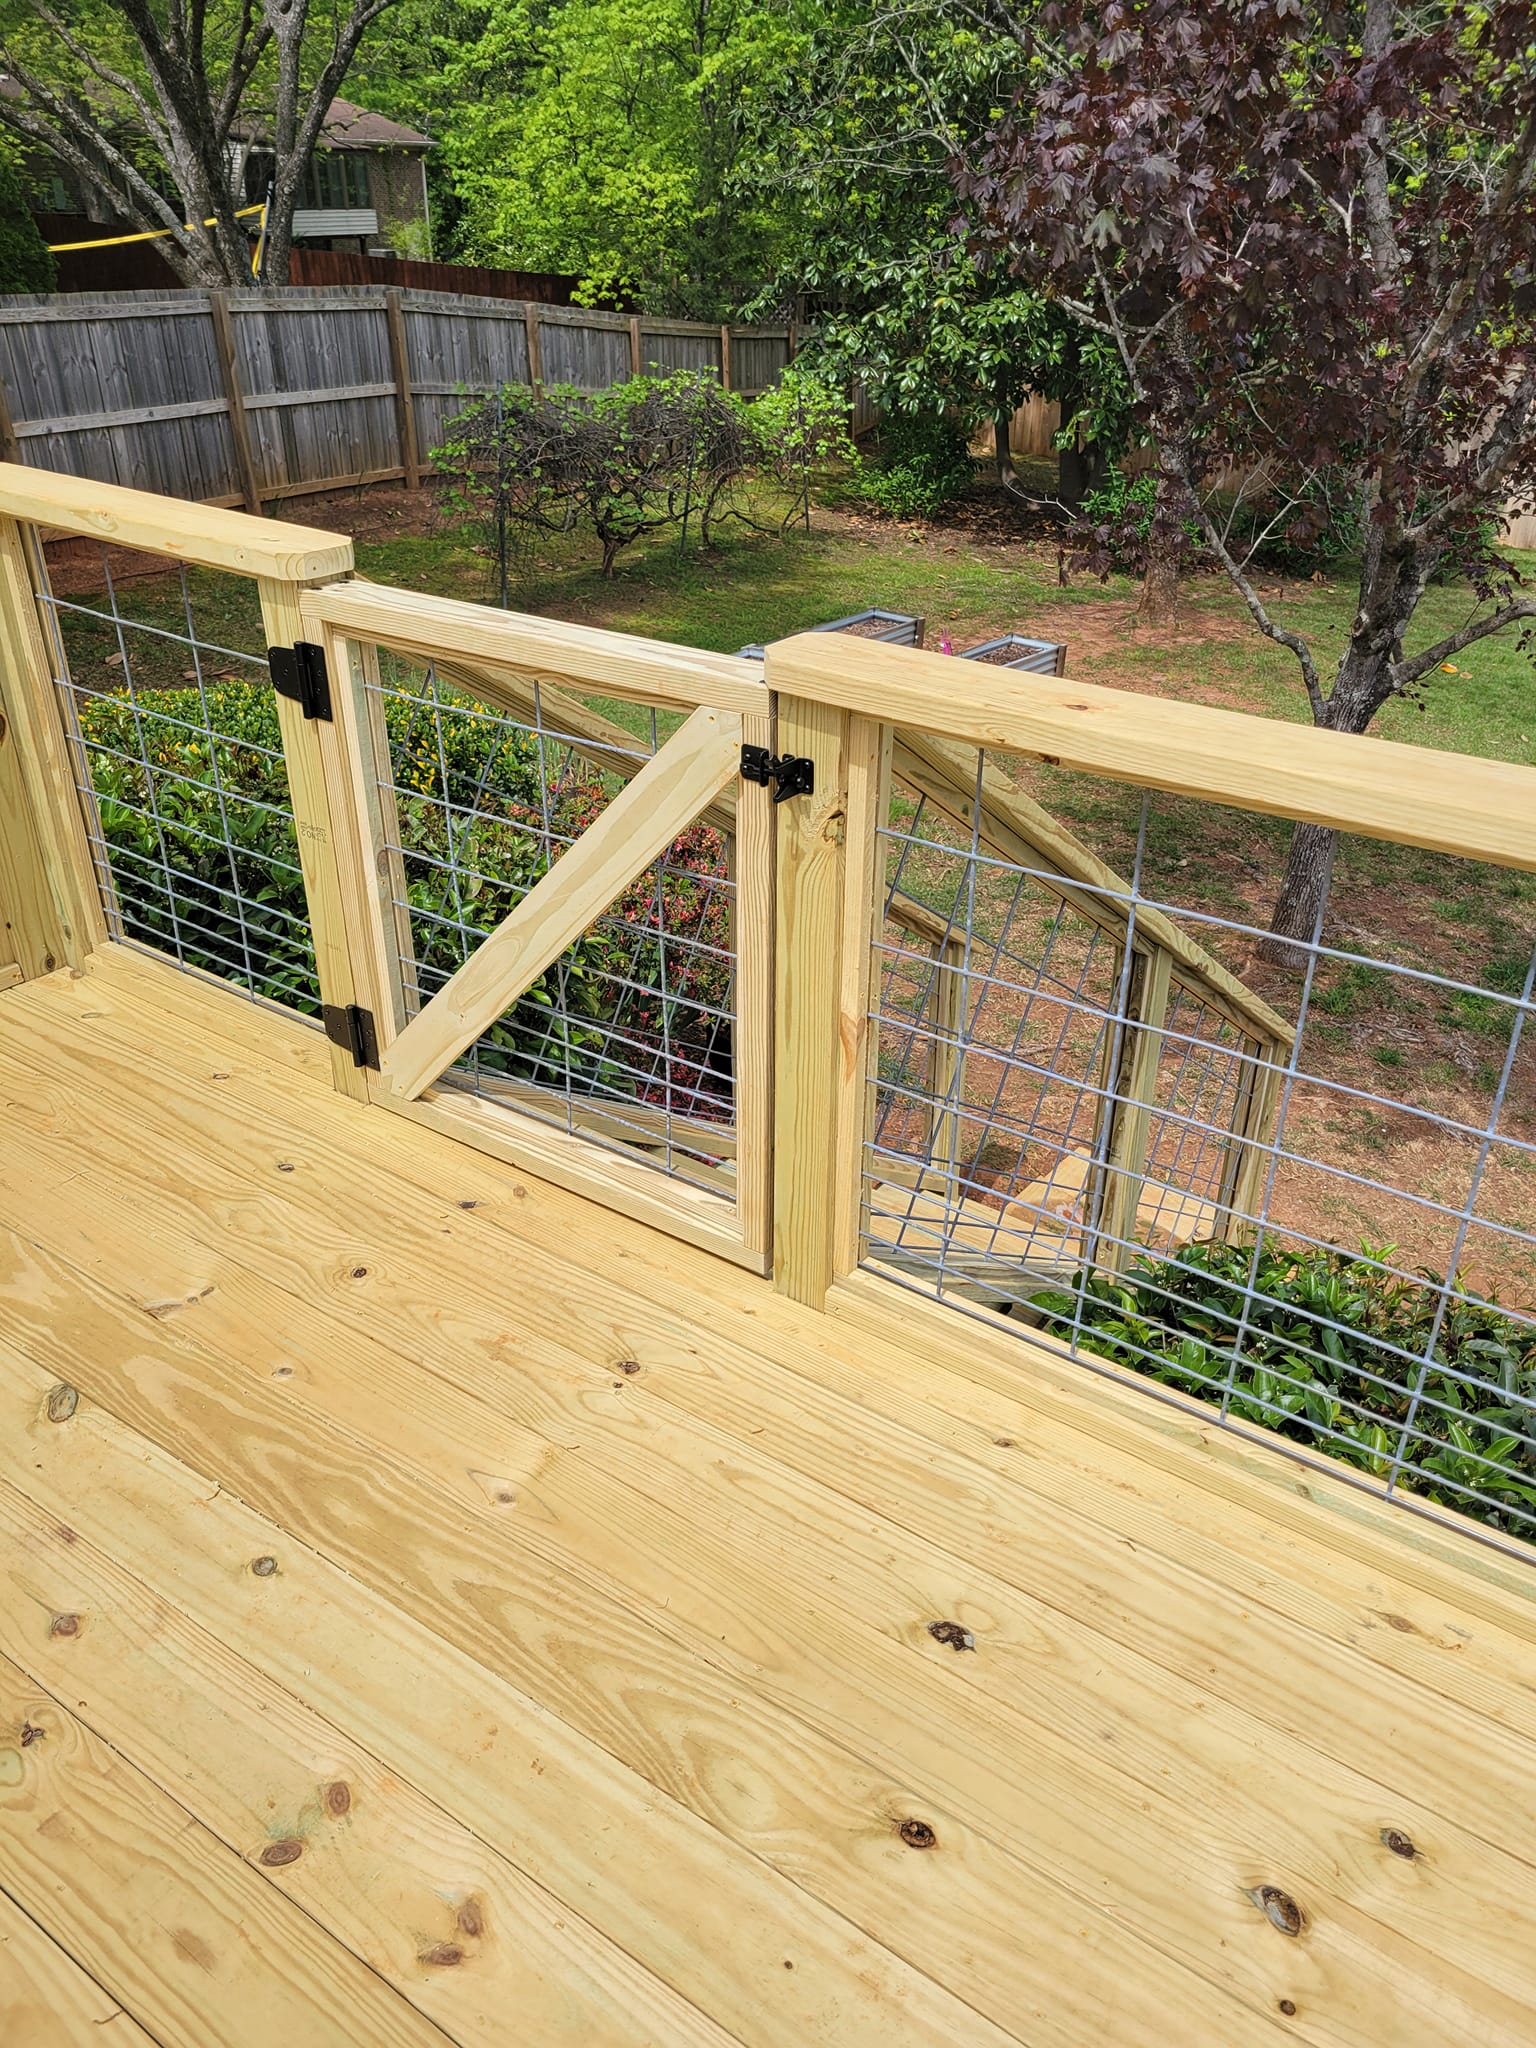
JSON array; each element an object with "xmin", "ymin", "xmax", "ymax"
[
  {"xmin": 207, "ymin": 290, "xmax": 263, "ymax": 516},
  {"xmin": 257, "ymin": 575, "xmax": 373, "ymax": 1102},
  {"xmin": 628, "ymin": 317, "xmax": 643, "ymax": 377},
  {"xmin": 720, "ymin": 326, "xmax": 732, "ymax": 392},
  {"xmin": 524, "ymin": 303, "xmax": 544, "ymax": 392},
  {"xmin": 0, "ymin": 362, "xmax": 19, "ymax": 466},
  {"xmin": 770, "ymin": 690, "xmax": 886, "ymax": 1305},
  {"xmin": 0, "ymin": 517, "xmax": 106, "ymax": 978},
  {"xmin": 384, "ymin": 288, "xmax": 421, "ymax": 490}
]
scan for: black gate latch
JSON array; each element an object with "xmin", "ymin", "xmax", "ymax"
[
  {"xmin": 269, "ymin": 640, "xmax": 332, "ymax": 721},
  {"xmin": 741, "ymin": 744, "xmax": 814, "ymax": 803}
]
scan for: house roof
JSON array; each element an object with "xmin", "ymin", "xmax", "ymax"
[
  {"xmin": 318, "ymin": 98, "xmax": 431, "ymax": 152},
  {"xmin": 0, "ymin": 81, "xmax": 429, "ymax": 151}
]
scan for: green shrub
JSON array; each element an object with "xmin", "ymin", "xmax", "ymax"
[
  {"xmin": 1032, "ymin": 1240, "xmax": 1536, "ymax": 1539},
  {"xmin": 852, "ymin": 413, "xmax": 975, "ymax": 520},
  {"xmin": 77, "ymin": 679, "xmax": 733, "ymax": 1106},
  {"xmin": 1225, "ymin": 470, "xmax": 1363, "ymax": 574}
]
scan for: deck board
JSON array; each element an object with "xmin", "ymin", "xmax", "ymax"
[{"xmin": 3, "ymin": 945, "xmax": 1536, "ymax": 2046}]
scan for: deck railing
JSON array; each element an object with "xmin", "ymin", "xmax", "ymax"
[{"xmin": 3, "ymin": 463, "xmax": 1535, "ymax": 1557}]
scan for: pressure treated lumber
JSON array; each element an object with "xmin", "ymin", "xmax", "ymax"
[
  {"xmin": 9, "ymin": 995, "xmax": 1536, "ymax": 2048},
  {"xmin": 381, "ymin": 705, "xmax": 743, "ymax": 1099},
  {"xmin": 0, "ymin": 518, "xmax": 106, "ymax": 976},
  {"xmin": 772, "ymin": 697, "xmax": 863, "ymax": 1305},
  {"xmin": 259, "ymin": 576, "xmax": 370, "ymax": 1101},
  {"xmin": 53, "ymin": 940, "xmax": 1536, "ymax": 1678},
  {"xmin": 0, "ymin": 1340, "xmax": 1015, "ymax": 2048},
  {"xmin": 302, "ymin": 579, "xmax": 770, "ymax": 716},
  {"xmin": 892, "ymin": 730, "xmax": 1293, "ymax": 1049},
  {"xmin": 59, "ymin": 945, "xmax": 1536, "ymax": 1668},
  {"xmin": 0, "ymin": 1890, "xmax": 155, "ymax": 2046},
  {"xmin": 0, "ymin": 1649, "xmax": 445, "ymax": 2048},
  {"xmin": 0, "ymin": 462, "xmax": 353, "ymax": 580},
  {"xmin": 2, "ymin": 1155, "xmax": 1516, "ymax": 2047},
  {"xmin": 0, "ymin": 1477, "xmax": 738, "ymax": 2048},
  {"xmin": 773, "ymin": 633, "xmax": 1536, "ymax": 871},
  {"xmin": 0, "ymin": 1224, "xmax": 1283, "ymax": 2048}
]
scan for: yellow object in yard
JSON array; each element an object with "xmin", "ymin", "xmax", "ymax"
[{"xmin": 47, "ymin": 200, "xmax": 267, "ymax": 263}]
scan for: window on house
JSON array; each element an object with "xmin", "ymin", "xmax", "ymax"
[{"xmin": 298, "ymin": 152, "xmax": 372, "ymax": 210}]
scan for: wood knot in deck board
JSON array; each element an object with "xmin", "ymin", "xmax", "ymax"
[{"xmin": 1248, "ymin": 1885, "xmax": 1304, "ymax": 1936}]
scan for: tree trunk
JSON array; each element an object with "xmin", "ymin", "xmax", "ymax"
[
  {"xmin": 993, "ymin": 406, "xmax": 1013, "ymax": 485},
  {"xmin": 1260, "ymin": 643, "xmax": 1397, "ymax": 964},
  {"xmin": 1136, "ymin": 461, "xmax": 1186, "ymax": 627},
  {"xmin": 1260, "ymin": 821, "xmax": 1337, "ymax": 968},
  {"xmin": 1057, "ymin": 439, "xmax": 1105, "ymax": 510}
]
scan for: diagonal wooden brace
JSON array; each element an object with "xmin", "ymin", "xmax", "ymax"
[{"xmin": 379, "ymin": 703, "xmax": 743, "ymax": 1102}]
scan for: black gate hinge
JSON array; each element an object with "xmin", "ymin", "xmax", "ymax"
[
  {"xmin": 269, "ymin": 640, "xmax": 332, "ymax": 721},
  {"xmin": 741, "ymin": 743, "xmax": 814, "ymax": 804},
  {"xmin": 322, "ymin": 1002, "xmax": 379, "ymax": 1070}
]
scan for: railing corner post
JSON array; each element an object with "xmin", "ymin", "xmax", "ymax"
[
  {"xmin": 0, "ymin": 515, "xmax": 106, "ymax": 980},
  {"xmin": 769, "ymin": 683, "xmax": 888, "ymax": 1307}
]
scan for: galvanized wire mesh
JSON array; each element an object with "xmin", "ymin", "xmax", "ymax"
[
  {"xmin": 863, "ymin": 747, "xmax": 1536, "ymax": 1553},
  {"xmin": 31, "ymin": 542, "xmax": 317, "ymax": 1011},
  {"xmin": 367, "ymin": 653, "xmax": 738, "ymax": 1200}
]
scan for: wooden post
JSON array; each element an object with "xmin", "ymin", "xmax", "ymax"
[
  {"xmin": 1224, "ymin": 1040, "xmax": 1285, "ymax": 1237},
  {"xmin": 384, "ymin": 288, "xmax": 421, "ymax": 491},
  {"xmin": 207, "ymin": 290, "xmax": 263, "ymax": 516},
  {"xmin": 1094, "ymin": 945, "xmax": 1173, "ymax": 1271},
  {"xmin": 834, "ymin": 719, "xmax": 892, "ymax": 1280},
  {"xmin": 927, "ymin": 937, "xmax": 966, "ymax": 1179},
  {"xmin": 523, "ymin": 303, "xmax": 544, "ymax": 392},
  {"xmin": 771, "ymin": 694, "xmax": 886, "ymax": 1305},
  {"xmin": 786, "ymin": 321, "xmax": 797, "ymax": 365},
  {"xmin": 720, "ymin": 326, "xmax": 732, "ymax": 392},
  {"xmin": 730, "ymin": 708, "xmax": 776, "ymax": 1261},
  {"xmin": 628, "ymin": 317, "xmax": 643, "ymax": 378},
  {"xmin": 0, "ymin": 517, "xmax": 106, "ymax": 978},
  {"xmin": 0, "ymin": 360, "xmax": 19, "ymax": 466},
  {"xmin": 258, "ymin": 577, "xmax": 373, "ymax": 1102}
]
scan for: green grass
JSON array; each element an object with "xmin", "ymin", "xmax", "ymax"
[{"xmin": 348, "ymin": 509, "xmax": 1536, "ymax": 770}]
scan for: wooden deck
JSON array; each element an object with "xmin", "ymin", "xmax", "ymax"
[{"xmin": 4, "ymin": 945, "xmax": 1536, "ymax": 2048}]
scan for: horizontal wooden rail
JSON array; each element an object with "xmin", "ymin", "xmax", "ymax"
[
  {"xmin": 770, "ymin": 635, "xmax": 1536, "ymax": 870},
  {"xmin": 0, "ymin": 462, "xmax": 354, "ymax": 581},
  {"xmin": 303, "ymin": 580, "xmax": 770, "ymax": 716}
]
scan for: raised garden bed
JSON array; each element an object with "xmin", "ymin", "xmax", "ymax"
[
  {"xmin": 959, "ymin": 633, "xmax": 1066, "ymax": 676},
  {"xmin": 737, "ymin": 607, "xmax": 926, "ymax": 661}
]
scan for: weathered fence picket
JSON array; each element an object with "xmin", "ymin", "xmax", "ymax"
[{"xmin": 0, "ymin": 285, "xmax": 794, "ymax": 511}]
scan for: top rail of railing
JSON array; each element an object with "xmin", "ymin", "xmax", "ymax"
[
  {"xmin": 6, "ymin": 462, "xmax": 1536, "ymax": 869},
  {"xmin": 0, "ymin": 462, "xmax": 353, "ymax": 583},
  {"xmin": 769, "ymin": 632, "xmax": 1536, "ymax": 872}
]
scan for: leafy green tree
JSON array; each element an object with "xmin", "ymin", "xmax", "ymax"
[
  {"xmin": 963, "ymin": 0, "xmax": 1536, "ymax": 951},
  {"xmin": 0, "ymin": 150, "xmax": 56, "ymax": 291},
  {"xmin": 0, "ymin": 0, "xmax": 398, "ymax": 285},
  {"xmin": 732, "ymin": 0, "xmax": 1132, "ymax": 503},
  {"xmin": 437, "ymin": 0, "xmax": 781, "ymax": 314}
]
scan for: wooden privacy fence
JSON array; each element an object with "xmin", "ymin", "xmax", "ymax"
[
  {"xmin": 4, "ymin": 461, "xmax": 1536, "ymax": 1553},
  {"xmin": 0, "ymin": 287, "xmax": 794, "ymax": 516}
]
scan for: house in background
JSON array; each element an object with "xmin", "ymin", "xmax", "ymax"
[
  {"xmin": 7, "ymin": 89, "xmax": 433, "ymax": 288},
  {"xmin": 241, "ymin": 100, "xmax": 434, "ymax": 258}
]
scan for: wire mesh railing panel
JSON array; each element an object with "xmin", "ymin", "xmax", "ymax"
[
  {"xmin": 1146, "ymin": 987, "xmax": 1254, "ymax": 1207},
  {"xmin": 33, "ymin": 544, "xmax": 317, "ymax": 1012},
  {"xmin": 867, "ymin": 775, "xmax": 1120, "ymax": 1308},
  {"xmin": 861, "ymin": 749, "xmax": 1536, "ymax": 1555},
  {"xmin": 369, "ymin": 654, "xmax": 738, "ymax": 1201}
]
